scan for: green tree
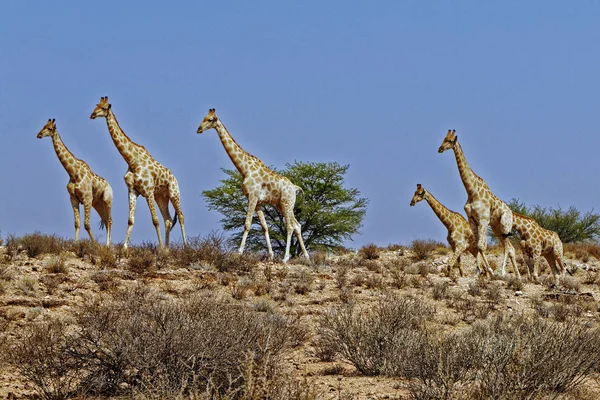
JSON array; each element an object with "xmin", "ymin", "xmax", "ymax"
[
  {"xmin": 507, "ymin": 198, "xmax": 600, "ymax": 243},
  {"xmin": 203, "ymin": 161, "xmax": 368, "ymax": 257}
]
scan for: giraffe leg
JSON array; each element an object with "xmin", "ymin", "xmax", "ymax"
[
  {"xmin": 124, "ymin": 173, "xmax": 138, "ymax": 249},
  {"xmin": 475, "ymin": 219, "xmax": 494, "ymax": 277},
  {"xmin": 255, "ymin": 208, "xmax": 273, "ymax": 257},
  {"xmin": 169, "ymin": 191, "xmax": 187, "ymax": 247},
  {"xmin": 283, "ymin": 214, "xmax": 294, "ymax": 264},
  {"xmin": 93, "ymin": 201, "xmax": 112, "ymax": 246},
  {"xmin": 499, "ymin": 237, "xmax": 520, "ymax": 279},
  {"xmin": 239, "ymin": 196, "xmax": 258, "ymax": 255},
  {"xmin": 145, "ymin": 194, "xmax": 163, "ymax": 248},
  {"xmin": 69, "ymin": 196, "xmax": 81, "ymax": 242},
  {"xmin": 292, "ymin": 216, "xmax": 309, "ymax": 260},
  {"xmin": 256, "ymin": 208, "xmax": 274, "ymax": 260},
  {"xmin": 83, "ymin": 199, "xmax": 96, "ymax": 243},
  {"xmin": 155, "ymin": 195, "xmax": 173, "ymax": 247}
]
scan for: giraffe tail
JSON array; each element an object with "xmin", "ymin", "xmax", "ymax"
[
  {"xmin": 171, "ymin": 213, "xmax": 178, "ymax": 232},
  {"xmin": 295, "ymin": 185, "xmax": 304, "ymax": 196},
  {"xmin": 98, "ymin": 220, "xmax": 106, "ymax": 231}
]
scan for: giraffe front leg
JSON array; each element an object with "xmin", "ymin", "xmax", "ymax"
[
  {"xmin": 239, "ymin": 196, "xmax": 258, "ymax": 255},
  {"xmin": 499, "ymin": 237, "xmax": 520, "ymax": 279},
  {"xmin": 145, "ymin": 194, "xmax": 163, "ymax": 248},
  {"xmin": 70, "ymin": 196, "xmax": 81, "ymax": 242},
  {"xmin": 83, "ymin": 199, "xmax": 96, "ymax": 243},
  {"xmin": 475, "ymin": 219, "xmax": 494, "ymax": 277},
  {"xmin": 256, "ymin": 208, "xmax": 274, "ymax": 260}
]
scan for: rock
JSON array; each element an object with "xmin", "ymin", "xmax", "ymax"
[{"xmin": 515, "ymin": 291, "xmax": 524, "ymax": 296}]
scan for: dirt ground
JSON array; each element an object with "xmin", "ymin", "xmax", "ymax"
[{"xmin": 1, "ymin": 242, "xmax": 600, "ymax": 399}]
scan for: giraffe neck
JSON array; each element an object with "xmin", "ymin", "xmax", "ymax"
[
  {"xmin": 424, "ymin": 192, "xmax": 455, "ymax": 230},
  {"xmin": 214, "ymin": 120, "xmax": 255, "ymax": 177},
  {"xmin": 452, "ymin": 141, "xmax": 479, "ymax": 195},
  {"xmin": 512, "ymin": 213, "xmax": 531, "ymax": 238},
  {"xmin": 51, "ymin": 132, "xmax": 81, "ymax": 180},
  {"xmin": 105, "ymin": 108, "xmax": 141, "ymax": 166}
]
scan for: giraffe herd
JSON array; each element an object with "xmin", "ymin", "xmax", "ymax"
[
  {"xmin": 38, "ymin": 98, "xmax": 566, "ymax": 277},
  {"xmin": 412, "ymin": 129, "xmax": 566, "ymax": 281}
]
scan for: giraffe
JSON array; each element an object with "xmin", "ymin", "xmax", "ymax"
[
  {"xmin": 438, "ymin": 129, "xmax": 520, "ymax": 278},
  {"xmin": 196, "ymin": 108, "xmax": 309, "ymax": 263},
  {"xmin": 512, "ymin": 212, "xmax": 566, "ymax": 281},
  {"xmin": 90, "ymin": 96, "xmax": 187, "ymax": 249},
  {"xmin": 37, "ymin": 118, "xmax": 113, "ymax": 245},
  {"xmin": 410, "ymin": 184, "xmax": 478, "ymax": 276}
]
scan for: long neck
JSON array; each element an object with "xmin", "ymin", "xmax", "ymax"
[
  {"xmin": 424, "ymin": 192, "xmax": 455, "ymax": 230},
  {"xmin": 452, "ymin": 141, "xmax": 478, "ymax": 194},
  {"xmin": 512, "ymin": 214, "xmax": 531, "ymax": 239},
  {"xmin": 105, "ymin": 109, "xmax": 141, "ymax": 166},
  {"xmin": 51, "ymin": 132, "xmax": 81, "ymax": 179},
  {"xmin": 214, "ymin": 120, "xmax": 254, "ymax": 176}
]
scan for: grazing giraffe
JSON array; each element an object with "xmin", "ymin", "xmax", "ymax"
[
  {"xmin": 37, "ymin": 118, "xmax": 113, "ymax": 245},
  {"xmin": 438, "ymin": 129, "xmax": 520, "ymax": 278},
  {"xmin": 410, "ymin": 184, "xmax": 478, "ymax": 276},
  {"xmin": 90, "ymin": 96, "xmax": 187, "ymax": 249},
  {"xmin": 196, "ymin": 108, "xmax": 309, "ymax": 263},
  {"xmin": 512, "ymin": 212, "xmax": 566, "ymax": 280}
]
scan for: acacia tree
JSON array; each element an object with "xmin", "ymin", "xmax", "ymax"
[{"xmin": 203, "ymin": 161, "xmax": 368, "ymax": 257}]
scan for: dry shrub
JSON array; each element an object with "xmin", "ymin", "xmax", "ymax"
[
  {"xmin": 90, "ymin": 271, "xmax": 119, "ymax": 292},
  {"xmin": 40, "ymin": 274, "xmax": 69, "ymax": 295},
  {"xmin": 359, "ymin": 243, "xmax": 381, "ymax": 260},
  {"xmin": 293, "ymin": 270, "xmax": 314, "ymax": 295},
  {"xmin": 432, "ymin": 281, "xmax": 449, "ymax": 300},
  {"xmin": 564, "ymin": 242, "xmax": 600, "ymax": 262},
  {"xmin": 7, "ymin": 285, "xmax": 303, "ymax": 399},
  {"xmin": 410, "ymin": 239, "xmax": 443, "ymax": 261},
  {"xmin": 231, "ymin": 278, "xmax": 252, "ymax": 300},
  {"xmin": 310, "ymin": 250, "xmax": 328, "ymax": 266},
  {"xmin": 171, "ymin": 232, "xmax": 231, "ymax": 269},
  {"xmin": 68, "ymin": 239, "xmax": 98, "ymax": 260},
  {"xmin": 44, "ymin": 254, "xmax": 69, "ymax": 274},
  {"xmin": 335, "ymin": 264, "xmax": 349, "ymax": 289},
  {"xmin": 505, "ymin": 275, "xmax": 524, "ymax": 291},
  {"xmin": 5, "ymin": 232, "xmax": 66, "ymax": 259},
  {"xmin": 91, "ymin": 246, "xmax": 118, "ymax": 269},
  {"xmin": 319, "ymin": 304, "xmax": 600, "ymax": 400},
  {"xmin": 561, "ymin": 276, "xmax": 582, "ymax": 292},
  {"xmin": 316, "ymin": 294, "xmax": 434, "ymax": 375},
  {"xmin": 126, "ymin": 245, "xmax": 156, "ymax": 274},
  {"xmin": 216, "ymin": 252, "xmax": 259, "ymax": 274},
  {"xmin": 17, "ymin": 276, "xmax": 38, "ymax": 295}
]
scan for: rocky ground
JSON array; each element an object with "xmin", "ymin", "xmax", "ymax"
[{"xmin": 1, "ymin": 238, "xmax": 600, "ymax": 399}]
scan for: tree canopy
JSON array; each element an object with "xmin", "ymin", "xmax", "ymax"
[{"xmin": 203, "ymin": 161, "xmax": 368, "ymax": 257}]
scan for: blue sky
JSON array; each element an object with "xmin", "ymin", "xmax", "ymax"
[{"xmin": 1, "ymin": 1, "xmax": 599, "ymax": 249}]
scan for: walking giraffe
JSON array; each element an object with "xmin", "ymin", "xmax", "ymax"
[
  {"xmin": 90, "ymin": 96, "xmax": 187, "ymax": 248},
  {"xmin": 196, "ymin": 108, "xmax": 309, "ymax": 263},
  {"xmin": 37, "ymin": 118, "xmax": 113, "ymax": 245},
  {"xmin": 410, "ymin": 184, "xmax": 478, "ymax": 276},
  {"xmin": 512, "ymin": 212, "xmax": 566, "ymax": 281},
  {"xmin": 438, "ymin": 129, "xmax": 520, "ymax": 278}
]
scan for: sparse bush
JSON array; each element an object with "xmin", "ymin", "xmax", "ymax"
[
  {"xmin": 359, "ymin": 243, "xmax": 381, "ymax": 260},
  {"xmin": 91, "ymin": 246, "xmax": 117, "ymax": 269},
  {"xmin": 6, "ymin": 232, "xmax": 66, "ymax": 259},
  {"xmin": 293, "ymin": 270, "xmax": 314, "ymax": 295},
  {"xmin": 17, "ymin": 276, "xmax": 38, "ymax": 295},
  {"xmin": 561, "ymin": 276, "xmax": 582, "ymax": 292},
  {"xmin": 316, "ymin": 294, "xmax": 434, "ymax": 376},
  {"xmin": 231, "ymin": 278, "xmax": 252, "ymax": 300},
  {"xmin": 505, "ymin": 275, "xmax": 524, "ymax": 291},
  {"xmin": 410, "ymin": 239, "xmax": 442, "ymax": 261},
  {"xmin": 126, "ymin": 245, "xmax": 156, "ymax": 274},
  {"xmin": 7, "ymin": 286, "xmax": 303, "ymax": 399},
  {"xmin": 216, "ymin": 252, "xmax": 259, "ymax": 274},
  {"xmin": 432, "ymin": 281, "xmax": 449, "ymax": 300},
  {"xmin": 44, "ymin": 254, "xmax": 69, "ymax": 274}
]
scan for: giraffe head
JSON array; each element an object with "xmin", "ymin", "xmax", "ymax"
[
  {"xmin": 196, "ymin": 108, "xmax": 219, "ymax": 134},
  {"xmin": 410, "ymin": 184, "xmax": 427, "ymax": 206},
  {"xmin": 438, "ymin": 129, "xmax": 457, "ymax": 153},
  {"xmin": 37, "ymin": 118, "xmax": 57, "ymax": 139},
  {"xmin": 90, "ymin": 96, "xmax": 111, "ymax": 119}
]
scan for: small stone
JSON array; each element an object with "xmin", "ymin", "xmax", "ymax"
[{"xmin": 515, "ymin": 290, "xmax": 524, "ymax": 296}]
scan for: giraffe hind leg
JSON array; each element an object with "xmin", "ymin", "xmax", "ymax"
[
  {"xmin": 70, "ymin": 196, "xmax": 81, "ymax": 242},
  {"xmin": 156, "ymin": 195, "xmax": 173, "ymax": 247},
  {"xmin": 169, "ymin": 191, "xmax": 187, "ymax": 247},
  {"xmin": 256, "ymin": 208, "xmax": 274, "ymax": 260},
  {"xmin": 239, "ymin": 196, "xmax": 258, "ymax": 255}
]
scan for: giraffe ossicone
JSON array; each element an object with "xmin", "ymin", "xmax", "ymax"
[
  {"xmin": 37, "ymin": 118, "xmax": 113, "ymax": 245},
  {"xmin": 197, "ymin": 108, "xmax": 309, "ymax": 264},
  {"xmin": 90, "ymin": 96, "xmax": 187, "ymax": 249}
]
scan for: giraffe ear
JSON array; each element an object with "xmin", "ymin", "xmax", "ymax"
[
  {"xmin": 417, "ymin": 183, "xmax": 422, "ymax": 189},
  {"xmin": 52, "ymin": 118, "xmax": 55, "ymax": 123}
]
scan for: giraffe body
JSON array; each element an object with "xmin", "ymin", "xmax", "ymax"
[
  {"xmin": 512, "ymin": 212, "xmax": 565, "ymax": 280},
  {"xmin": 90, "ymin": 97, "xmax": 187, "ymax": 248},
  {"xmin": 439, "ymin": 130, "xmax": 520, "ymax": 278},
  {"xmin": 37, "ymin": 119, "xmax": 113, "ymax": 245},
  {"xmin": 410, "ymin": 184, "xmax": 477, "ymax": 276},
  {"xmin": 197, "ymin": 109, "xmax": 309, "ymax": 263}
]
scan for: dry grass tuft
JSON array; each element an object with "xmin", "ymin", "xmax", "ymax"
[{"xmin": 359, "ymin": 243, "xmax": 381, "ymax": 260}]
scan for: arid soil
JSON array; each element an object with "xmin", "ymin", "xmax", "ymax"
[{"xmin": 1, "ymin": 240, "xmax": 600, "ymax": 399}]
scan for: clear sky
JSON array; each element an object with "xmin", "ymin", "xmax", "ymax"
[{"xmin": 1, "ymin": 1, "xmax": 599, "ymax": 249}]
